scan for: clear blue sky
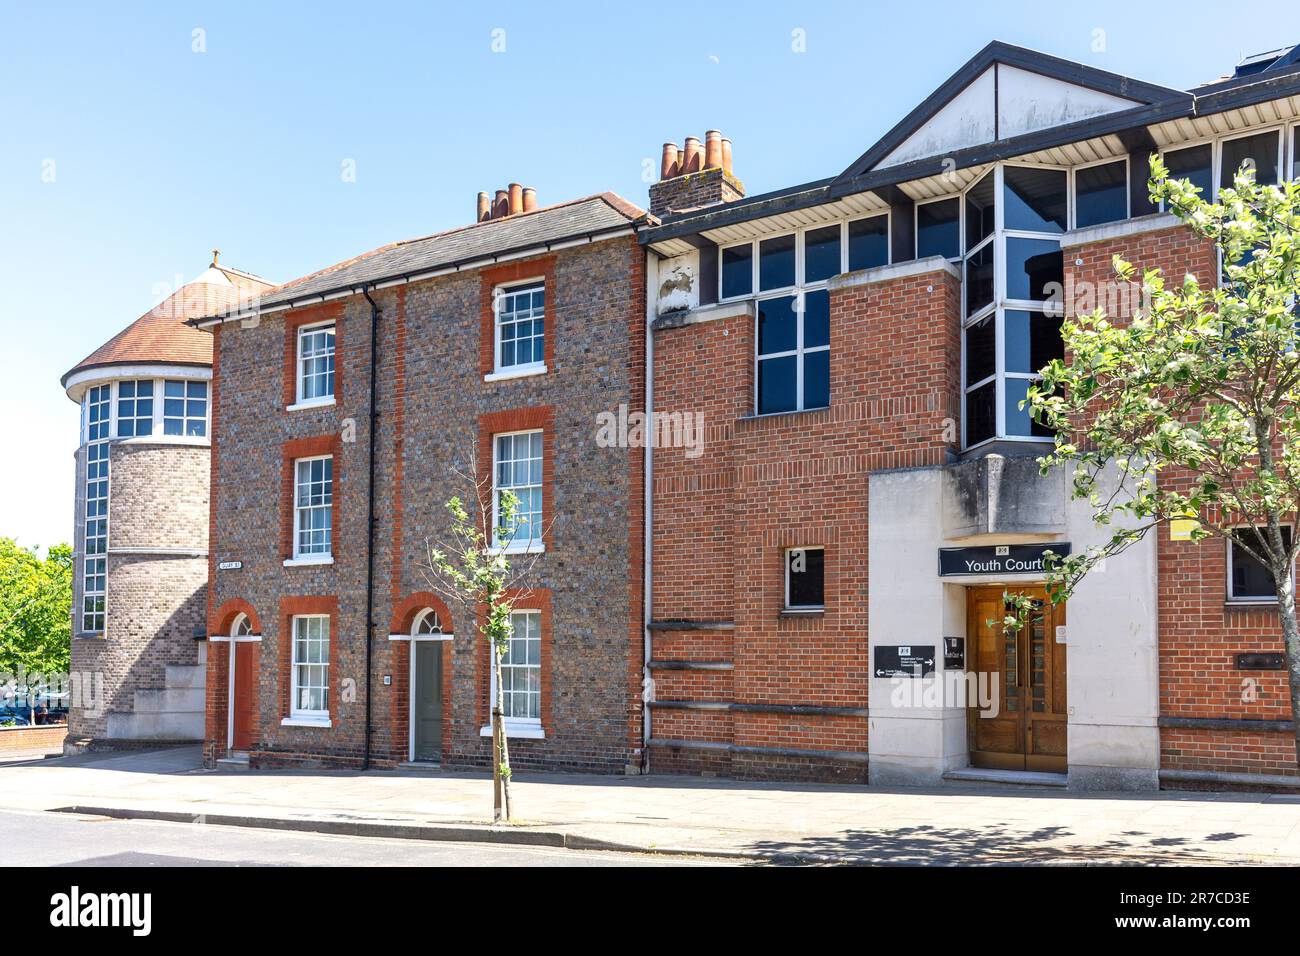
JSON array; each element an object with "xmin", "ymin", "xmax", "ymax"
[{"xmin": 2, "ymin": 0, "xmax": 1298, "ymax": 550}]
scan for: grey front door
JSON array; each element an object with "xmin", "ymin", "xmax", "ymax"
[{"xmin": 413, "ymin": 641, "xmax": 443, "ymax": 761}]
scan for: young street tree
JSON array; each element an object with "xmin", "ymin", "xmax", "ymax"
[
  {"xmin": 420, "ymin": 460, "xmax": 547, "ymax": 823},
  {"xmin": 1029, "ymin": 157, "xmax": 1300, "ymax": 759}
]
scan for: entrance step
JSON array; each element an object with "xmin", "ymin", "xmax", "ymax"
[
  {"xmin": 942, "ymin": 768, "xmax": 1068, "ymax": 788},
  {"xmin": 215, "ymin": 752, "xmax": 250, "ymax": 772},
  {"xmin": 398, "ymin": 761, "xmax": 442, "ymax": 772}
]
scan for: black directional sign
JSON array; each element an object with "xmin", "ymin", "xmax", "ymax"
[
  {"xmin": 937, "ymin": 542, "xmax": 1071, "ymax": 577},
  {"xmin": 874, "ymin": 645, "xmax": 936, "ymax": 678}
]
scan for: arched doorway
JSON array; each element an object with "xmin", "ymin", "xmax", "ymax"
[{"xmin": 410, "ymin": 609, "xmax": 450, "ymax": 763}]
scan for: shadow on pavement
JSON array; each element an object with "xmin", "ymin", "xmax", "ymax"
[{"xmin": 744, "ymin": 822, "xmax": 1257, "ymax": 866}]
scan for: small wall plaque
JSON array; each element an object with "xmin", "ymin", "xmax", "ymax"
[
  {"xmin": 943, "ymin": 637, "xmax": 964, "ymax": 669},
  {"xmin": 1235, "ymin": 653, "xmax": 1284, "ymax": 670},
  {"xmin": 217, "ymin": 561, "xmax": 243, "ymax": 571}
]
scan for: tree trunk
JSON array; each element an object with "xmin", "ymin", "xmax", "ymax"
[
  {"xmin": 1275, "ymin": 561, "xmax": 1300, "ymax": 764},
  {"xmin": 491, "ymin": 641, "xmax": 512, "ymax": 821}
]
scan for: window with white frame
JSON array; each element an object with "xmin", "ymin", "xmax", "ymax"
[
  {"xmin": 720, "ymin": 214, "xmax": 890, "ymax": 302},
  {"xmin": 1219, "ymin": 129, "xmax": 1282, "ymax": 190},
  {"xmin": 1161, "ymin": 129, "xmax": 1286, "ymax": 206},
  {"xmin": 495, "ymin": 610, "xmax": 541, "ymax": 723},
  {"xmin": 293, "ymin": 456, "xmax": 333, "ymax": 559},
  {"xmin": 916, "ymin": 197, "xmax": 961, "ymax": 260},
  {"xmin": 296, "ymin": 323, "xmax": 336, "ymax": 403},
  {"xmin": 494, "ymin": 281, "xmax": 546, "ymax": 372},
  {"xmin": 953, "ymin": 164, "xmax": 1067, "ymax": 449},
  {"xmin": 290, "ymin": 615, "xmax": 330, "ymax": 717},
  {"xmin": 785, "ymin": 547, "xmax": 825, "ymax": 610},
  {"xmin": 115, "ymin": 379, "xmax": 154, "ymax": 437},
  {"xmin": 1073, "ymin": 158, "xmax": 1129, "ymax": 229},
  {"xmin": 81, "ymin": 385, "xmax": 111, "ymax": 633},
  {"xmin": 413, "ymin": 609, "xmax": 445, "ymax": 635},
  {"xmin": 164, "ymin": 380, "xmax": 207, "ymax": 436},
  {"xmin": 1292, "ymin": 125, "xmax": 1299, "ymax": 180},
  {"xmin": 718, "ymin": 216, "xmax": 888, "ymax": 416},
  {"xmin": 1228, "ymin": 527, "xmax": 1294, "ymax": 603},
  {"xmin": 493, "ymin": 431, "xmax": 542, "ymax": 548}
]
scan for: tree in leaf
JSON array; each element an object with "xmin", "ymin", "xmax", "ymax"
[
  {"xmin": 1029, "ymin": 157, "xmax": 1300, "ymax": 759},
  {"xmin": 0, "ymin": 539, "xmax": 72, "ymax": 714},
  {"xmin": 420, "ymin": 460, "xmax": 549, "ymax": 823}
]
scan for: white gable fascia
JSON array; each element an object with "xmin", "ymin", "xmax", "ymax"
[
  {"xmin": 879, "ymin": 68, "xmax": 996, "ymax": 169},
  {"xmin": 996, "ymin": 65, "xmax": 1141, "ymax": 140},
  {"xmin": 877, "ymin": 64, "xmax": 1144, "ymax": 171}
]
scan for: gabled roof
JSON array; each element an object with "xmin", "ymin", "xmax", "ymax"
[
  {"xmin": 62, "ymin": 263, "xmax": 274, "ymax": 392},
  {"xmin": 197, "ymin": 192, "xmax": 646, "ymax": 322},
  {"xmin": 834, "ymin": 41, "xmax": 1191, "ymax": 183},
  {"xmin": 641, "ymin": 39, "xmax": 1300, "ymax": 249}
]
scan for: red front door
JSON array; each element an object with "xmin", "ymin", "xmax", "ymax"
[{"xmin": 232, "ymin": 642, "xmax": 256, "ymax": 750}]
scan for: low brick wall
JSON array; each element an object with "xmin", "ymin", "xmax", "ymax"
[{"xmin": 0, "ymin": 725, "xmax": 66, "ymax": 754}]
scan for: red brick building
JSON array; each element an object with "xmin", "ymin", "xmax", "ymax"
[
  {"xmin": 184, "ymin": 38, "xmax": 1300, "ymax": 789},
  {"xmin": 639, "ymin": 42, "xmax": 1300, "ymax": 789}
]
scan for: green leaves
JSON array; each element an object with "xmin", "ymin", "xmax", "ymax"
[
  {"xmin": 0, "ymin": 538, "xmax": 72, "ymax": 675},
  {"xmin": 1030, "ymin": 154, "xmax": 1300, "ymax": 600}
]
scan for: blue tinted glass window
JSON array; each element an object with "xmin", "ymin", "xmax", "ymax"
[
  {"xmin": 758, "ymin": 355, "xmax": 797, "ymax": 414},
  {"xmin": 759, "ymin": 235, "xmax": 796, "ymax": 291},
  {"xmin": 721, "ymin": 244, "xmax": 753, "ymax": 298},
  {"xmin": 847, "ymin": 215, "xmax": 889, "ymax": 272},
  {"xmin": 1164, "ymin": 144, "xmax": 1212, "ymax": 199},
  {"xmin": 803, "ymin": 226, "xmax": 841, "ymax": 283},
  {"xmin": 1003, "ymin": 166, "xmax": 1067, "ymax": 233},
  {"xmin": 917, "ymin": 199, "xmax": 960, "ymax": 259},
  {"xmin": 803, "ymin": 290, "xmax": 829, "ymax": 349},
  {"xmin": 1075, "ymin": 161, "xmax": 1128, "ymax": 228},
  {"xmin": 757, "ymin": 296, "xmax": 798, "ymax": 355}
]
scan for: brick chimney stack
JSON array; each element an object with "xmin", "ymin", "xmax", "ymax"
[
  {"xmin": 648, "ymin": 129, "xmax": 744, "ymax": 218},
  {"xmin": 478, "ymin": 184, "xmax": 539, "ymax": 222}
]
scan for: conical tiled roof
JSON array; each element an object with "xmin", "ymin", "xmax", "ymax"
[{"xmin": 62, "ymin": 262, "xmax": 273, "ymax": 393}]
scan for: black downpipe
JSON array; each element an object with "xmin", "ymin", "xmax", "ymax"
[{"xmin": 361, "ymin": 285, "xmax": 381, "ymax": 770}]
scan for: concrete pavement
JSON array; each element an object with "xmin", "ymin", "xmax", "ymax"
[{"xmin": 4, "ymin": 746, "xmax": 1300, "ymax": 864}]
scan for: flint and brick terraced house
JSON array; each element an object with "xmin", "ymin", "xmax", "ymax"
[
  {"xmin": 193, "ymin": 188, "xmax": 648, "ymax": 772},
  {"xmin": 173, "ymin": 38, "xmax": 1300, "ymax": 787}
]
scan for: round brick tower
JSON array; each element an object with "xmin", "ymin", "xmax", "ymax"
[{"xmin": 59, "ymin": 257, "xmax": 272, "ymax": 751}]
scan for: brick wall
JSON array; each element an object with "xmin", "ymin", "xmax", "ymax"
[
  {"xmin": 207, "ymin": 235, "xmax": 645, "ymax": 773},
  {"xmin": 68, "ymin": 438, "xmax": 209, "ymax": 740},
  {"xmin": 1065, "ymin": 220, "xmax": 1296, "ymax": 780},
  {"xmin": 648, "ymin": 168, "xmax": 745, "ymax": 218},
  {"xmin": 649, "ymin": 262, "xmax": 961, "ymax": 781}
]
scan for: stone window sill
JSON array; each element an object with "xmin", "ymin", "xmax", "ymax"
[
  {"xmin": 281, "ymin": 716, "xmax": 332, "ymax": 729},
  {"xmin": 286, "ymin": 397, "xmax": 336, "ymax": 412},
  {"xmin": 780, "ymin": 607, "xmax": 825, "ymax": 619},
  {"xmin": 479, "ymin": 723, "xmax": 545, "ymax": 740},
  {"xmin": 484, "ymin": 364, "xmax": 547, "ymax": 383},
  {"xmin": 283, "ymin": 556, "xmax": 335, "ymax": 568}
]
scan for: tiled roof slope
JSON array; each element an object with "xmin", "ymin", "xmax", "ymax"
[
  {"xmin": 62, "ymin": 264, "xmax": 274, "ymax": 387},
  {"xmin": 210, "ymin": 192, "xmax": 645, "ymax": 317}
]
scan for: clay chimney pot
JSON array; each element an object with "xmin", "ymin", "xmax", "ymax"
[{"xmin": 704, "ymin": 130, "xmax": 723, "ymax": 170}]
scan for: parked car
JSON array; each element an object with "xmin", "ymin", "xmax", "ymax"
[{"xmin": 0, "ymin": 707, "xmax": 31, "ymax": 727}]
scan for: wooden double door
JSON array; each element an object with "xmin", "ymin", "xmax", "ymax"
[{"xmin": 967, "ymin": 586, "xmax": 1067, "ymax": 772}]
